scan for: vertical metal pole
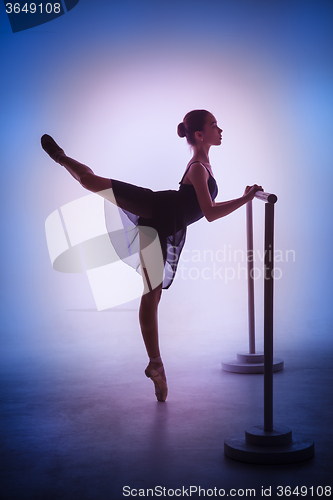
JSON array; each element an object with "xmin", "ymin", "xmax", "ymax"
[
  {"xmin": 264, "ymin": 202, "xmax": 274, "ymax": 431},
  {"xmin": 246, "ymin": 201, "xmax": 255, "ymax": 354}
]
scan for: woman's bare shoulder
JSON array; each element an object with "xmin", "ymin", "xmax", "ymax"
[{"xmin": 182, "ymin": 161, "xmax": 210, "ymax": 185}]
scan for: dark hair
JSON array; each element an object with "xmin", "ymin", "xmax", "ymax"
[{"xmin": 177, "ymin": 109, "xmax": 210, "ymax": 146}]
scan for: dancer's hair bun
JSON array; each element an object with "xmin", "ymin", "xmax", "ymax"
[{"xmin": 177, "ymin": 122, "xmax": 187, "ymax": 138}]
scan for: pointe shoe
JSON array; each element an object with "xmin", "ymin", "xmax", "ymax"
[
  {"xmin": 41, "ymin": 134, "xmax": 65, "ymax": 163},
  {"xmin": 145, "ymin": 363, "xmax": 168, "ymax": 402}
]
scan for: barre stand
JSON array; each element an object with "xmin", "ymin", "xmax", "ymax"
[
  {"xmin": 224, "ymin": 193, "xmax": 314, "ymax": 464},
  {"xmin": 222, "ymin": 192, "xmax": 284, "ymax": 374}
]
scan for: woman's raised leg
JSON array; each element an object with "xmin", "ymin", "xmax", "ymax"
[
  {"xmin": 41, "ymin": 134, "xmax": 153, "ymax": 217},
  {"xmin": 41, "ymin": 134, "xmax": 112, "ymax": 192}
]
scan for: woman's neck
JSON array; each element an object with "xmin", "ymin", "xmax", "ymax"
[
  {"xmin": 190, "ymin": 155, "xmax": 210, "ymax": 166},
  {"xmin": 192, "ymin": 144, "xmax": 211, "ymax": 164}
]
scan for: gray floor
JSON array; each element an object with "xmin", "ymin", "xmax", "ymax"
[{"xmin": 1, "ymin": 306, "xmax": 333, "ymax": 500}]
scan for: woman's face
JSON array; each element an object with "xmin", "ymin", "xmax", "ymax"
[{"xmin": 198, "ymin": 113, "xmax": 223, "ymax": 146}]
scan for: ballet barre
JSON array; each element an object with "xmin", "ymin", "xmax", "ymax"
[
  {"xmin": 223, "ymin": 191, "xmax": 314, "ymax": 464},
  {"xmin": 222, "ymin": 191, "xmax": 283, "ymax": 374},
  {"xmin": 254, "ymin": 190, "xmax": 277, "ymax": 204}
]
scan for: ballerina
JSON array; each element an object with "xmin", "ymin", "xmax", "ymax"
[{"xmin": 41, "ymin": 109, "xmax": 262, "ymax": 402}]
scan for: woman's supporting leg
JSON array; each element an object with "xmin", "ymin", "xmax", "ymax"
[
  {"xmin": 139, "ymin": 284, "xmax": 168, "ymax": 402},
  {"xmin": 139, "ymin": 284, "xmax": 163, "ymax": 359}
]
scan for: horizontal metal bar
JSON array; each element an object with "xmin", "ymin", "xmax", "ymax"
[{"xmin": 254, "ymin": 191, "xmax": 278, "ymax": 204}]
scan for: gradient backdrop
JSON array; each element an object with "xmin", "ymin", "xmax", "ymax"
[{"xmin": 1, "ymin": 0, "xmax": 333, "ymax": 491}]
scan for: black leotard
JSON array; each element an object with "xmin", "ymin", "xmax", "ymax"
[{"xmin": 106, "ymin": 162, "xmax": 218, "ymax": 289}]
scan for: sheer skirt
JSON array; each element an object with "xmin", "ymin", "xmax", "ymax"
[{"xmin": 105, "ymin": 179, "xmax": 187, "ymax": 289}]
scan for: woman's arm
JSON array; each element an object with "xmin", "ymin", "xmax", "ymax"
[{"xmin": 187, "ymin": 162, "xmax": 262, "ymax": 222}]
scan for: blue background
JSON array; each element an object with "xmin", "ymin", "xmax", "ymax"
[
  {"xmin": 1, "ymin": 0, "xmax": 332, "ymax": 343},
  {"xmin": 1, "ymin": 0, "xmax": 333, "ymax": 495}
]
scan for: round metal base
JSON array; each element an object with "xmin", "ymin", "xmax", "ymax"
[
  {"xmin": 222, "ymin": 352, "xmax": 284, "ymax": 374},
  {"xmin": 224, "ymin": 426, "xmax": 314, "ymax": 464}
]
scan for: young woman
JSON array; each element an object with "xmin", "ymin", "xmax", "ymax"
[{"xmin": 41, "ymin": 109, "xmax": 262, "ymax": 403}]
